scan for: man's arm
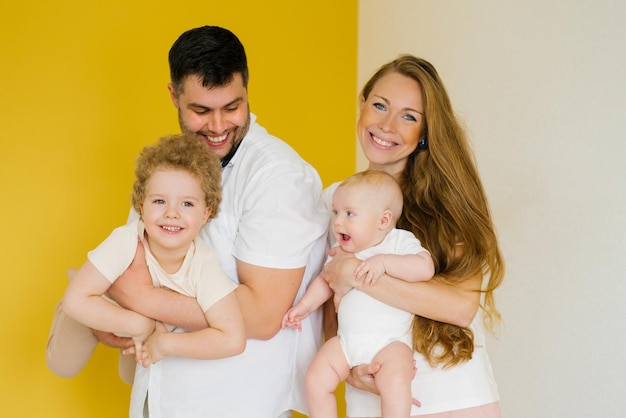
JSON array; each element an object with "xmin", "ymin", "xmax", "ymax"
[
  {"xmin": 282, "ymin": 274, "xmax": 333, "ymax": 331},
  {"xmin": 235, "ymin": 259, "xmax": 304, "ymax": 340},
  {"xmin": 109, "ymin": 243, "xmax": 305, "ymax": 340},
  {"xmin": 106, "ymin": 242, "xmax": 208, "ymax": 331}
]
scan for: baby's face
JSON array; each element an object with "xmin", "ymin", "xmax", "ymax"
[{"xmin": 331, "ymin": 184, "xmax": 388, "ymax": 253}]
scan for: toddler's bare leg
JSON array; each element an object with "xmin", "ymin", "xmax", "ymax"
[
  {"xmin": 372, "ymin": 341, "xmax": 415, "ymax": 418},
  {"xmin": 46, "ymin": 302, "xmax": 99, "ymax": 377},
  {"xmin": 305, "ymin": 336, "xmax": 350, "ymax": 418},
  {"xmin": 118, "ymin": 350, "xmax": 136, "ymax": 385}
]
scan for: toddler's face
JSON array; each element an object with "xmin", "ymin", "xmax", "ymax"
[{"xmin": 141, "ymin": 168, "xmax": 210, "ymax": 256}]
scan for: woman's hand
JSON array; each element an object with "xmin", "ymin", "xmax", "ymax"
[
  {"xmin": 321, "ymin": 247, "xmax": 360, "ymax": 310},
  {"xmin": 346, "ymin": 362, "xmax": 381, "ymax": 393},
  {"xmin": 347, "ymin": 360, "xmax": 422, "ymax": 407}
]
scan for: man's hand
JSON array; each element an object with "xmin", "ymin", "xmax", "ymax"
[
  {"xmin": 107, "ymin": 241, "xmax": 152, "ymax": 309},
  {"xmin": 92, "ymin": 329, "xmax": 134, "ymax": 349}
]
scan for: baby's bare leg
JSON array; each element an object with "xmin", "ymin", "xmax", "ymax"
[
  {"xmin": 372, "ymin": 341, "xmax": 415, "ymax": 418},
  {"xmin": 305, "ymin": 336, "xmax": 351, "ymax": 418}
]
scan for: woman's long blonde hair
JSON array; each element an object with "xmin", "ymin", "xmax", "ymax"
[{"xmin": 361, "ymin": 55, "xmax": 504, "ymax": 368}]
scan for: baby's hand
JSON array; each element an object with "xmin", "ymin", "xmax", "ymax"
[
  {"xmin": 131, "ymin": 316, "xmax": 156, "ymax": 363},
  {"xmin": 140, "ymin": 322, "xmax": 168, "ymax": 367},
  {"xmin": 354, "ymin": 254, "xmax": 386, "ymax": 286},
  {"xmin": 281, "ymin": 303, "xmax": 310, "ymax": 332}
]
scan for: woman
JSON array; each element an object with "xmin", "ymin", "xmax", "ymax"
[{"xmin": 323, "ymin": 55, "xmax": 504, "ymax": 417}]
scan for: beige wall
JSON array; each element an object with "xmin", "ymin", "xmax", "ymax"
[
  {"xmin": 0, "ymin": 2, "xmax": 356, "ymax": 416},
  {"xmin": 358, "ymin": 1, "xmax": 626, "ymax": 417}
]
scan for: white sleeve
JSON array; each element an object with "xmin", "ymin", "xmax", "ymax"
[
  {"xmin": 233, "ymin": 162, "xmax": 328, "ymax": 269},
  {"xmin": 87, "ymin": 224, "xmax": 137, "ymax": 283},
  {"xmin": 396, "ymin": 229, "xmax": 429, "ymax": 255}
]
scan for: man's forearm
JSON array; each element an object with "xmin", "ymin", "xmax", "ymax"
[
  {"xmin": 123, "ymin": 286, "xmax": 208, "ymax": 331},
  {"xmin": 235, "ymin": 262, "xmax": 305, "ymax": 340},
  {"xmin": 235, "ymin": 283, "xmax": 281, "ymax": 340}
]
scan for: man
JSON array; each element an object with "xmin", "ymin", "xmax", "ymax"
[{"xmin": 47, "ymin": 26, "xmax": 328, "ymax": 418}]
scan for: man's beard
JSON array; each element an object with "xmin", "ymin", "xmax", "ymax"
[
  {"xmin": 220, "ymin": 113, "xmax": 250, "ymax": 166},
  {"xmin": 178, "ymin": 110, "xmax": 251, "ymax": 160}
]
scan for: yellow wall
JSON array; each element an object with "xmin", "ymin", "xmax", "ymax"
[{"xmin": 0, "ymin": 1, "xmax": 356, "ymax": 416}]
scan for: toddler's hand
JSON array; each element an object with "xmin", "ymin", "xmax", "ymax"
[
  {"xmin": 140, "ymin": 321, "xmax": 168, "ymax": 367},
  {"xmin": 131, "ymin": 317, "xmax": 156, "ymax": 363}
]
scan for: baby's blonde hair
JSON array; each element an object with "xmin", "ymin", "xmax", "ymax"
[{"xmin": 337, "ymin": 170, "xmax": 403, "ymax": 222}]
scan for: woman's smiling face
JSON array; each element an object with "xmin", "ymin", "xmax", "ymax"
[{"xmin": 357, "ymin": 71, "xmax": 425, "ymax": 177}]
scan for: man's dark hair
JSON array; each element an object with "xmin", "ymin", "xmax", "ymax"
[{"xmin": 168, "ymin": 26, "xmax": 249, "ymax": 94}]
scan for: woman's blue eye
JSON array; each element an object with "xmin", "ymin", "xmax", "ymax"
[
  {"xmin": 373, "ymin": 103, "xmax": 386, "ymax": 111},
  {"xmin": 404, "ymin": 114, "xmax": 417, "ymax": 122}
]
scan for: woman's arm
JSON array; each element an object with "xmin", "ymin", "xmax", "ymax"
[
  {"xmin": 354, "ymin": 252, "xmax": 435, "ymax": 286},
  {"xmin": 323, "ymin": 247, "xmax": 480, "ymax": 327},
  {"xmin": 360, "ymin": 271, "xmax": 480, "ymax": 327},
  {"xmin": 325, "ymin": 247, "xmax": 480, "ymax": 398}
]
